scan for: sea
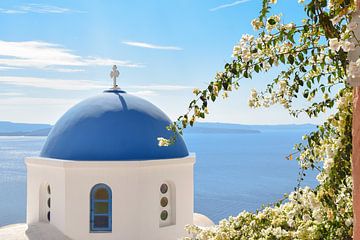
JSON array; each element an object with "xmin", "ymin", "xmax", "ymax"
[{"xmin": 0, "ymin": 125, "xmax": 319, "ymax": 227}]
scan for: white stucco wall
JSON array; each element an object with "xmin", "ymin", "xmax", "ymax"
[
  {"xmin": 25, "ymin": 155, "xmax": 195, "ymax": 240},
  {"xmin": 26, "ymin": 161, "xmax": 66, "ymax": 232}
]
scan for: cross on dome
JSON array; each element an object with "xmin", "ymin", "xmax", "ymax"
[{"xmin": 110, "ymin": 65, "xmax": 120, "ymax": 89}]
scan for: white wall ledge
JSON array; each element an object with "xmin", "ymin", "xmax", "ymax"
[{"xmin": 25, "ymin": 153, "xmax": 195, "ymax": 169}]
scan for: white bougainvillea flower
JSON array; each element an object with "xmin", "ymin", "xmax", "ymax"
[
  {"xmin": 331, "ymin": 15, "xmax": 341, "ymax": 25},
  {"xmin": 157, "ymin": 137, "xmax": 170, "ymax": 146},
  {"xmin": 251, "ymin": 18, "xmax": 263, "ymax": 30},
  {"xmin": 250, "ymin": 89, "xmax": 258, "ymax": 98},
  {"xmin": 329, "ymin": 38, "xmax": 341, "ymax": 51},
  {"xmin": 341, "ymin": 40, "xmax": 355, "ymax": 52}
]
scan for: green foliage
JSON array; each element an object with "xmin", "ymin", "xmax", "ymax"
[{"xmin": 161, "ymin": 0, "xmax": 359, "ymax": 238}]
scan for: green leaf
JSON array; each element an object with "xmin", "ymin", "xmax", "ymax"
[
  {"xmin": 288, "ymin": 55, "xmax": 295, "ymax": 64},
  {"xmin": 269, "ymin": 58, "xmax": 274, "ymax": 66},
  {"xmin": 298, "ymin": 53, "xmax": 304, "ymax": 62},
  {"xmin": 244, "ymin": 71, "xmax": 249, "ymax": 78},
  {"xmin": 267, "ymin": 18, "xmax": 276, "ymax": 25},
  {"xmin": 279, "ymin": 54, "xmax": 285, "ymax": 64},
  {"xmin": 288, "ymin": 34, "xmax": 295, "ymax": 43},
  {"xmin": 303, "ymin": 89, "xmax": 309, "ymax": 98},
  {"xmin": 190, "ymin": 120, "xmax": 194, "ymax": 126},
  {"xmin": 306, "ymin": 81, "xmax": 311, "ymax": 88}
]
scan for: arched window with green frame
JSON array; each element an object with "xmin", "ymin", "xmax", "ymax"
[{"xmin": 90, "ymin": 183, "xmax": 112, "ymax": 232}]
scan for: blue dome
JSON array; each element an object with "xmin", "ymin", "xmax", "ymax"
[{"xmin": 40, "ymin": 89, "xmax": 189, "ymax": 161}]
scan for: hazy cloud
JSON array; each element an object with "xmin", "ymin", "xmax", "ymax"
[
  {"xmin": 0, "ymin": 3, "xmax": 83, "ymax": 14},
  {"xmin": 0, "ymin": 97, "xmax": 81, "ymax": 105},
  {"xmin": 209, "ymin": 0, "xmax": 250, "ymax": 12},
  {"xmin": 0, "ymin": 41, "xmax": 143, "ymax": 70},
  {"xmin": 128, "ymin": 90, "xmax": 158, "ymax": 97},
  {"xmin": 84, "ymin": 57, "xmax": 144, "ymax": 68},
  {"xmin": 0, "ymin": 92, "xmax": 24, "ymax": 96},
  {"xmin": 0, "ymin": 66, "xmax": 20, "ymax": 71},
  {"xmin": 47, "ymin": 68, "xmax": 85, "ymax": 73},
  {"xmin": 0, "ymin": 76, "xmax": 107, "ymax": 91},
  {"xmin": 123, "ymin": 41, "xmax": 182, "ymax": 51},
  {"xmin": 0, "ymin": 76, "xmax": 192, "ymax": 92},
  {"xmin": 126, "ymin": 84, "xmax": 193, "ymax": 91}
]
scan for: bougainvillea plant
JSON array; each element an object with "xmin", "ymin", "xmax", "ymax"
[{"xmin": 158, "ymin": 0, "xmax": 359, "ymax": 239}]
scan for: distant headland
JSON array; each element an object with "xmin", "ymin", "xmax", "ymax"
[{"xmin": 0, "ymin": 121, "xmax": 315, "ymax": 136}]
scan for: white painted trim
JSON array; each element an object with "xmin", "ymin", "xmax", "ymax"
[{"xmin": 25, "ymin": 153, "xmax": 195, "ymax": 169}]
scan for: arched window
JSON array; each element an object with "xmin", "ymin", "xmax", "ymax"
[
  {"xmin": 159, "ymin": 182, "xmax": 176, "ymax": 227},
  {"xmin": 39, "ymin": 183, "xmax": 51, "ymax": 223},
  {"xmin": 90, "ymin": 184, "xmax": 112, "ymax": 232}
]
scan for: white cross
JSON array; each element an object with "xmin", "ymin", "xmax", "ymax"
[{"xmin": 110, "ymin": 65, "xmax": 120, "ymax": 89}]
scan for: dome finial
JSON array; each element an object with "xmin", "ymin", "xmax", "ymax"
[{"xmin": 110, "ymin": 65, "xmax": 120, "ymax": 89}]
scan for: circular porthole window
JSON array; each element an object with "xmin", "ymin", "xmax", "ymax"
[
  {"xmin": 160, "ymin": 210, "xmax": 168, "ymax": 221},
  {"xmin": 160, "ymin": 197, "xmax": 168, "ymax": 207},
  {"xmin": 45, "ymin": 184, "xmax": 51, "ymax": 223},
  {"xmin": 160, "ymin": 183, "xmax": 168, "ymax": 194}
]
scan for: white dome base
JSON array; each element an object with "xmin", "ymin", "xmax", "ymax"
[
  {"xmin": 0, "ymin": 223, "xmax": 71, "ymax": 240},
  {"xmin": 193, "ymin": 213, "xmax": 215, "ymax": 228},
  {"xmin": 26, "ymin": 155, "xmax": 195, "ymax": 240}
]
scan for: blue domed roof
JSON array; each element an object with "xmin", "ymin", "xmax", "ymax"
[{"xmin": 40, "ymin": 89, "xmax": 189, "ymax": 161}]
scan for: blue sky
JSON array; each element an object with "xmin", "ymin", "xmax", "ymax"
[{"xmin": 0, "ymin": 0, "xmax": 326, "ymax": 125}]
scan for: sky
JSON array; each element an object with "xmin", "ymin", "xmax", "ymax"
[{"xmin": 0, "ymin": 0, "xmax": 328, "ymax": 125}]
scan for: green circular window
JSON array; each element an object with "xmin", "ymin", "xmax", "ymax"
[
  {"xmin": 160, "ymin": 197, "xmax": 168, "ymax": 207},
  {"xmin": 160, "ymin": 183, "xmax": 168, "ymax": 194},
  {"xmin": 160, "ymin": 210, "xmax": 168, "ymax": 221}
]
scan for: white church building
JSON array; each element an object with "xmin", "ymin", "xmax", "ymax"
[{"xmin": 2, "ymin": 66, "xmax": 214, "ymax": 240}]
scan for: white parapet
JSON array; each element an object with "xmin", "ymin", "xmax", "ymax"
[{"xmin": 25, "ymin": 154, "xmax": 195, "ymax": 240}]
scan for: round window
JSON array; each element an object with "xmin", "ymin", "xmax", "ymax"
[
  {"xmin": 47, "ymin": 185, "xmax": 51, "ymax": 195},
  {"xmin": 160, "ymin": 210, "xmax": 168, "ymax": 221},
  {"xmin": 47, "ymin": 211, "xmax": 51, "ymax": 222},
  {"xmin": 160, "ymin": 197, "xmax": 168, "ymax": 207},
  {"xmin": 47, "ymin": 198, "xmax": 51, "ymax": 208},
  {"xmin": 160, "ymin": 183, "xmax": 168, "ymax": 194}
]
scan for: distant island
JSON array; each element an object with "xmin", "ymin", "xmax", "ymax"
[
  {"xmin": 0, "ymin": 121, "xmax": 316, "ymax": 136},
  {"xmin": 0, "ymin": 128, "xmax": 51, "ymax": 136},
  {"xmin": 184, "ymin": 123, "xmax": 263, "ymax": 134},
  {"xmin": 0, "ymin": 121, "xmax": 52, "ymax": 136}
]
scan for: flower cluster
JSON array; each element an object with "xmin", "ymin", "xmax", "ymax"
[
  {"xmin": 157, "ymin": 137, "xmax": 171, "ymax": 147},
  {"xmin": 232, "ymin": 34, "xmax": 255, "ymax": 62},
  {"xmin": 185, "ymin": 88, "xmax": 353, "ymax": 240},
  {"xmin": 158, "ymin": 1, "xmax": 357, "ymax": 238},
  {"xmin": 329, "ymin": 38, "xmax": 355, "ymax": 52}
]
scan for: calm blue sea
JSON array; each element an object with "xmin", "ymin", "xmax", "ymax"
[{"xmin": 0, "ymin": 127, "xmax": 318, "ymax": 227}]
